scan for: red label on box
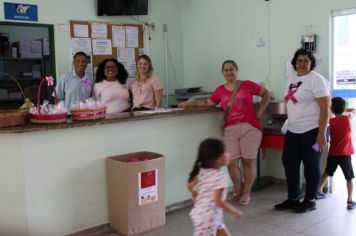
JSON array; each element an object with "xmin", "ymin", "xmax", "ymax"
[{"xmin": 140, "ymin": 170, "xmax": 156, "ymax": 188}]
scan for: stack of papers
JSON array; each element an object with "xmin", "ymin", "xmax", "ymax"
[{"xmin": 137, "ymin": 108, "xmax": 183, "ymax": 114}]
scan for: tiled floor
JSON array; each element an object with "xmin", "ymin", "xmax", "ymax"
[
  {"xmin": 99, "ymin": 177, "xmax": 356, "ymax": 236},
  {"xmin": 88, "ymin": 144, "xmax": 356, "ymax": 236}
]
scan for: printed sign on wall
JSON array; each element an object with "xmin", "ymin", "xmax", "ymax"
[
  {"xmin": 4, "ymin": 2, "xmax": 38, "ymax": 22},
  {"xmin": 138, "ymin": 169, "xmax": 158, "ymax": 205}
]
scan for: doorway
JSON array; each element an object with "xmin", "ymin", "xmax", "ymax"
[
  {"xmin": 330, "ymin": 9, "xmax": 356, "ymax": 199},
  {"xmin": 0, "ymin": 21, "xmax": 55, "ymax": 109}
]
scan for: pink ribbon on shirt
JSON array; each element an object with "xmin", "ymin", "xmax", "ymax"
[
  {"xmin": 82, "ymin": 77, "xmax": 91, "ymax": 87},
  {"xmin": 284, "ymin": 88, "xmax": 298, "ymax": 104},
  {"xmin": 79, "ymin": 76, "xmax": 91, "ymax": 102}
]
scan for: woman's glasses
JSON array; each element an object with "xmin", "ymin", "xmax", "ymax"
[
  {"xmin": 296, "ymin": 59, "xmax": 311, "ymax": 64},
  {"xmin": 105, "ymin": 65, "xmax": 117, "ymax": 70}
]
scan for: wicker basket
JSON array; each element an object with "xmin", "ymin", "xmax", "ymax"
[
  {"xmin": 0, "ymin": 72, "xmax": 29, "ymax": 128},
  {"xmin": 71, "ymin": 107, "xmax": 106, "ymax": 121},
  {"xmin": 29, "ymin": 77, "xmax": 67, "ymax": 124},
  {"xmin": 69, "ymin": 78, "xmax": 106, "ymax": 121}
]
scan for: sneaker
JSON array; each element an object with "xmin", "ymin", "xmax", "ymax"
[
  {"xmin": 274, "ymin": 199, "xmax": 300, "ymax": 211},
  {"xmin": 347, "ymin": 201, "xmax": 356, "ymax": 210},
  {"xmin": 316, "ymin": 192, "xmax": 327, "ymax": 200},
  {"xmin": 294, "ymin": 200, "xmax": 316, "ymax": 213}
]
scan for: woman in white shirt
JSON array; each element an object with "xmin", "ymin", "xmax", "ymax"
[{"xmin": 274, "ymin": 48, "xmax": 330, "ymax": 213}]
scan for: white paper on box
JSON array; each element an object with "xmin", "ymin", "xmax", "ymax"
[{"xmin": 138, "ymin": 169, "xmax": 158, "ymax": 205}]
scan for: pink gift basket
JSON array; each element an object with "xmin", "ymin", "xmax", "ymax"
[
  {"xmin": 71, "ymin": 106, "xmax": 106, "ymax": 121},
  {"xmin": 29, "ymin": 76, "xmax": 67, "ymax": 124},
  {"xmin": 70, "ymin": 77, "xmax": 106, "ymax": 121}
]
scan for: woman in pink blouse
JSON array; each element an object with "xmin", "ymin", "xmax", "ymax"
[
  {"xmin": 93, "ymin": 59, "xmax": 130, "ymax": 113},
  {"xmin": 130, "ymin": 55, "xmax": 163, "ymax": 111}
]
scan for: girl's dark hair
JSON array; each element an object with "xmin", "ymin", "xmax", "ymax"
[
  {"xmin": 221, "ymin": 60, "xmax": 238, "ymax": 72},
  {"xmin": 95, "ymin": 58, "xmax": 128, "ymax": 85},
  {"xmin": 331, "ymin": 97, "xmax": 346, "ymax": 115},
  {"xmin": 291, "ymin": 48, "xmax": 316, "ymax": 71},
  {"xmin": 188, "ymin": 138, "xmax": 225, "ymax": 182}
]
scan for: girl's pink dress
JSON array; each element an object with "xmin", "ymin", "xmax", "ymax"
[{"xmin": 190, "ymin": 168, "xmax": 228, "ymax": 236}]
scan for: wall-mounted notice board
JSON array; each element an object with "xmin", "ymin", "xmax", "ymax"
[{"xmin": 69, "ymin": 20, "xmax": 144, "ymax": 79}]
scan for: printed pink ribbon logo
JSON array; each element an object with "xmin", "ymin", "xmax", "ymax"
[
  {"xmin": 45, "ymin": 76, "xmax": 54, "ymax": 86},
  {"xmin": 284, "ymin": 88, "xmax": 298, "ymax": 104},
  {"xmin": 82, "ymin": 77, "xmax": 91, "ymax": 87},
  {"xmin": 284, "ymin": 82, "xmax": 302, "ymax": 104}
]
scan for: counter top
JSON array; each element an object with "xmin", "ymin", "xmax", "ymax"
[{"xmin": 0, "ymin": 107, "xmax": 221, "ymax": 134}]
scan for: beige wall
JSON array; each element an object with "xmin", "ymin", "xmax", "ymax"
[{"xmin": 0, "ymin": 135, "xmax": 28, "ymax": 236}]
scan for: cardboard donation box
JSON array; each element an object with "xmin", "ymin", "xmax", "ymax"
[{"xmin": 107, "ymin": 151, "xmax": 165, "ymax": 236}]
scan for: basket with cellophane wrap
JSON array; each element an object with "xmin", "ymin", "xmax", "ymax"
[
  {"xmin": 70, "ymin": 107, "xmax": 106, "ymax": 120},
  {"xmin": 29, "ymin": 76, "xmax": 67, "ymax": 124},
  {"xmin": 0, "ymin": 72, "xmax": 30, "ymax": 128},
  {"xmin": 70, "ymin": 77, "xmax": 106, "ymax": 121}
]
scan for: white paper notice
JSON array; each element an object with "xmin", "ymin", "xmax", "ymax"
[
  {"xmin": 112, "ymin": 26, "xmax": 126, "ymax": 48},
  {"xmin": 91, "ymin": 22, "xmax": 107, "ymax": 39},
  {"xmin": 70, "ymin": 38, "xmax": 92, "ymax": 55},
  {"xmin": 138, "ymin": 169, "xmax": 158, "ymax": 205},
  {"xmin": 122, "ymin": 61, "xmax": 136, "ymax": 78},
  {"xmin": 126, "ymin": 26, "xmax": 139, "ymax": 48},
  {"xmin": 137, "ymin": 108, "xmax": 183, "ymax": 114},
  {"xmin": 118, "ymin": 47, "xmax": 135, "ymax": 62},
  {"xmin": 73, "ymin": 24, "xmax": 89, "ymax": 38},
  {"xmin": 92, "ymin": 39, "xmax": 112, "ymax": 55}
]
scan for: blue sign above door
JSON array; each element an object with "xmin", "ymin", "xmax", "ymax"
[{"xmin": 4, "ymin": 2, "xmax": 38, "ymax": 22}]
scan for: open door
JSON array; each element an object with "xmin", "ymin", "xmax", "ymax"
[{"xmin": 331, "ymin": 8, "xmax": 356, "ymax": 195}]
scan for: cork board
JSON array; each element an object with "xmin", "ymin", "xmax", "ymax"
[{"xmin": 69, "ymin": 20, "xmax": 144, "ymax": 69}]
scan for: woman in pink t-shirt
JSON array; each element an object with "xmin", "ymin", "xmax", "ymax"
[
  {"xmin": 179, "ymin": 60, "xmax": 270, "ymax": 205},
  {"xmin": 93, "ymin": 59, "xmax": 130, "ymax": 113},
  {"xmin": 130, "ymin": 55, "xmax": 163, "ymax": 111}
]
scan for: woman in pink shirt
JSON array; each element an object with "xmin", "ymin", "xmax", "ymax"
[
  {"xmin": 93, "ymin": 59, "xmax": 130, "ymax": 113},
  {"xmin": 179, "ymin": 60, "xmax": 270, "ymax": 205},
  {"xmin": 130, "ymin": 55, "xmax": 163, "ymax": 111}
]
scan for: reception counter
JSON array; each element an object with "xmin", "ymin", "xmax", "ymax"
[{"xmin": 0, "ymin": 107, "xmax": 222, "ymax": 235}]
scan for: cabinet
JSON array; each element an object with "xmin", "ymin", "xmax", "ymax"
[{"xmin": 0, "ymin": 57, "xmax": 45, "ymax": 108}]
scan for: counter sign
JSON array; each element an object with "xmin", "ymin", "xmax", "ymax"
[{"xmin": 4, "ymin": 2, "xmax": 38, "ymax": 22}]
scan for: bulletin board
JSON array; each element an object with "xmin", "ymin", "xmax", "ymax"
[{"xmin": 69, "ymin": 20, "xmax": 144, "ymax": 78}]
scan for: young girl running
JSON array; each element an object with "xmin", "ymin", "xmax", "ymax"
[{"xmin": 188, "ymin": 138, "xmax": 243, "ymax": 236}]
